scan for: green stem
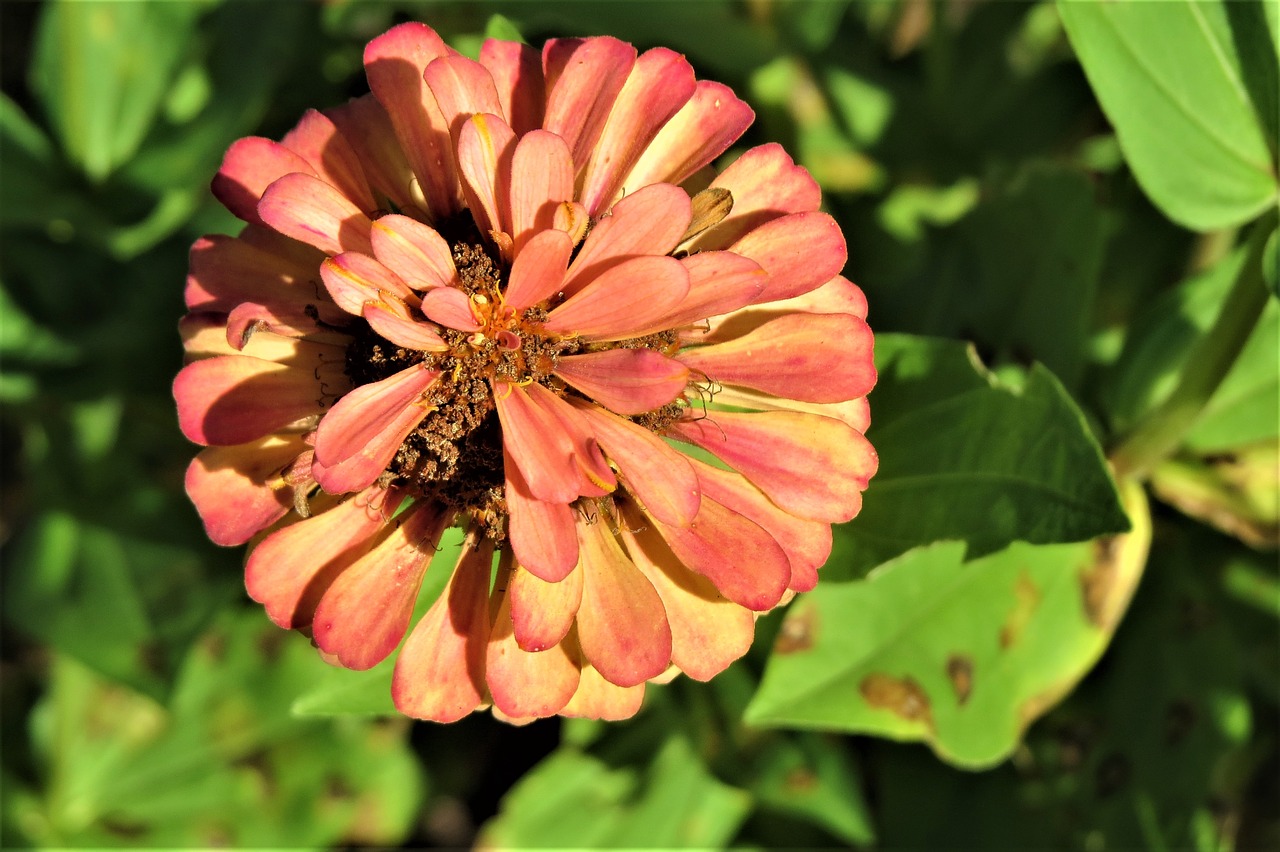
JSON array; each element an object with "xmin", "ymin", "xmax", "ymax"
[{"xmin": 1111, "ymin": 207, "xmax": 1278, "ymax": 480}]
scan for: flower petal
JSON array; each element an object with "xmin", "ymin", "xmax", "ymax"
[
  {"xmin": 320, "ymin": 252, "xmax": 416, "ymax": 316},
  {"xmin": 579, "ymin": 47, "xmax": 697, "ymax": 216},
  {"xmin": 419, "ymin": 286, "xmax": 482, "ymax": 332},
  {"xmin": 541, "ymin": 36, "xmax": 637, "ymax": 172},
  {"xmin": 561, "ymin": 184, "xmax": 692, "ymax": 295},
  {"xmin": 660, "ymin": 251, "xmax": 768, "ymax": 330},
  {"xmin": 486, "ymin": 572, "xmax": 580, "ymax": 718},
  {"xmin": 575, "ymin": 521, "xmax": 672, "ymax": 687},
  {"xmin": 678, "ymin": 312, "xmax": 875, "ymax": 403},
  {"xmin": 363, "ymin": 22, "xmax": 460, "ymax": 219},
  {"xmin": 245, "ymin": 486, "xmax": 399, "ymax": 628},
  {"xmin": 729, "ymin": 211, "xmax": 846, "ymax": 305},
  {"xmin": 259, "ymin": 172, "xmax": 375, "ymax": 255},
  {"xmin": 281, "ymin": 108, "xmax": 378, "ymax": 215},
  {"xmin": 524, "ymin": 383, "xmax": 617, "ymax": 496},
  {"xmin": 667, "ymin": 410, "xmax": 877, "ymax": 523},
  {"xmin": 174, "ymin": 355, "xmax": 324, "ymax": 446},
  {"xmin": 553, "ymin": 349, "xmax": 689, "ymax": 415},
  {"xmin": 362, "ymin": 302, "xmax": 448, "ymax": 351},
  {"xmin": 312, "ymin": 504, "xmax": 448, "ymax": 669},
  {"xmin": 507, "ymin": 131, "xmax": 574, "ymax": 253},
  {"xmin": 185, "ymin": 435, "xmax": 305, "ymax": 546},
  {"xmin": 509, "ymin": 563, "xmax": 582, "ymax": 652},
  {"xmin": 713, "ymin": 386, "xmax": 872, "ymax": 432},
  {"xmin": 325, "ymin": 93, "xmax": 418, "ymax": 214},
  {"xmin": 688, "ymin": 142, "xmax": 821, "ymax": 251},
  {"xmin": 621, "ymin": 80, "xmax": 754, "ymax": 191},
  {"xmin": 648, "ymin": 493, "xmax": 791, "ymax": 611},
  {"xmin": 692, "ymin": 460, "xmax": 832, "ymax": 593},
  {"xmin": 560, "ymin": 661, "xmax": 646, "ymax": 720},
  {"xmin": 503, "ymin": 228, "xmax": 573, "ymax": 310},
  {"xmin": 422, "ymin": 54, "xmax": 503, "ymax": 137},
  {"xmin": 212, "ymin": 137, "xmax": 317, "ymax": 225},
  {"xmin": 504, "ymin": 447, "xmax": 580, "ymax": 582},
  {"xmin": 573, "ymin": 403, "xmax": 701, "ymax": 527},
  {"xmin": 185, "ymin": 230, "xmax": 329, "ymax": 316},
  {"xmin": 493, "ymin": 381, "xmax": 582, "ymax": 504},
  {"xmin": 479, "ymin": 38, "xmax": 545, "ymax": 135},
  {"xmin": 312, "ymin": 364, "xmax": 441, "ymax": 494},
  {"xmin": 455, "ymin": 113, "xmax": 516, "ymax": 241},
  {"xmin": 618, "ymin": 507, "xmax": 755, "ymax": 681},
  {"xmin": 542, "ymin": 255, "xmax": 690, "ymax": 341},
  {"xmin": 370, "ymin": 214, "xmax": 458, "ymax": 290},
  {"xmin": 392, "ymin": 540, "xmax": 493, "ymax": 722}
]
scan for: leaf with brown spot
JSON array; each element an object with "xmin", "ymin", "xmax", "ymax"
[{"xmin": 946, "ymin": 655, "xmax": 974, "ymax": 705}]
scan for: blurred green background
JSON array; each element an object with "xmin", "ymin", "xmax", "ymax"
[{"xmin": 2, "ymin": 0, "xmax": 1277, "ymax": 848}]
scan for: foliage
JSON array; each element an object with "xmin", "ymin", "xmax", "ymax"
[{"xmin": 2, "ymin": 0, "xmax": 1276, "ymax": 848}]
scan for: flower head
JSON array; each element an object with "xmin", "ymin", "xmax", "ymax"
[{"xmin": 175, "ymin": 22, "xmax": 877, "ymax": 722}]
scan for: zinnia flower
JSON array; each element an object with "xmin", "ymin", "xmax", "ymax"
[{"xmin": 175, "ymin": 22, "xmax": 877, "ymax": 722}]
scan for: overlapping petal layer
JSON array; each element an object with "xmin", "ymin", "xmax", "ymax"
[{"xmin": 175, "ymin": 20, "xmax": 876, "ymax": 724}]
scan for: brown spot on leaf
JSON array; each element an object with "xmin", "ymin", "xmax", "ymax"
[
  {"xmin": 775, "ymin": 603, "xmax": 817, "ymax": 654},
  {"xmin": 946, "ymin": 654, "xmax": 974, "ymax": 705},
  {"xmin": 1080, "ymin": 536, "xmax": 1121, "ymax": 627},
  {"xmin": 784, "ymin": 767, "xmax": 818, "ymax": 794},
  {"xmin": 859, "ymin": 673, "xmax": 933, "ymax": 728},
  {"xmin": 999, "ymin": 571, "xmax": 1041, "ymax": 648}
]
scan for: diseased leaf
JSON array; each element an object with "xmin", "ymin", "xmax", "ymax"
[
  {"xmin": 1059, "ymin": 0, "xmax": 1278, "ymax": 230},
  {"xmin": 747, "ymin": 482, "xmax": 1151, "ymax": 768},
  {"xmin": 830, "ymin": 334, "xmax": 1129, "ymax": 579}
]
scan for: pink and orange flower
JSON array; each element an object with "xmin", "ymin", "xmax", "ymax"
[{"xmin": 175, "ymin": 22, "xmax": 877, "ymax": 722}]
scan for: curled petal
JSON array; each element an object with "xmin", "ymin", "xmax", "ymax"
[
  {"xmin": 393, "ymin": 541, "xmax": 493, "ymax": 722},
  {"xmin": 312, "ymin": 364, "xmax": 442, "ymax": 494},
  {"xmin": 553, "ymin": 349, "xmax": 689, "ymax": 416},
  {"xmin": 259, "ymin": 173, "xmax": 375, "ymax": 256},
  {"xmin": 312, "ymin": 504, "xmax": 448, "ymax": 670},
  {"xmin": 174, "ymin": 355, "xmax": 324, "ymax": 446},
  {"xmin": 542, "ymin": 255, "xmax": 690, "ymax": 341},
  {"xmin": 326, "ymin": 94, "xmax": 418, "ymax": 214},
  {"xmin": 510, "ymin": 563, "xmax": 583, "ymax": 652},
  {"xmin": 370, "ymin": 215, "xmax": 458, "ymax": 290},
  {"xmin": 493, "ymin": 381, "xmax": 582, "ymax": 504},
  {"xmin": 667, "ymin": 410, "xmax": 877, "ymax": 523},
  {"xmin": 713, "ymin": 386, "xmax": 872, "ymax": 432},
  {"xmin": 523, "ymin": 383, "xmax": 616, "ymax": 496},
  {"xmin": 574, "ymin": 403, "xmax": 701, "ymax": 527},
  {"xmin": 679, "ymin": 312, "xmax": 876, "ymax": 403},
  {"xmin": 423, "ymin": 54, "xmax": 503, "ymax": 137},
  {"xmin": 575, "ymin": 521, "xmax": 672, "ymax": 687},
  {"xmin": 245, "ymin": 486, "xmax": 399, "ymax": 628},
  {"xmin": 185, "ymin": 435, "xmax": 306, "ymax": 546}
]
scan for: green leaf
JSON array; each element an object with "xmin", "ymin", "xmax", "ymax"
[
  {"xmin": 2, "ymin": 511, "xmax": 231, "ymax": 701},
  {"xmin": 747, "ymin": 481, "xmax": 1150, "ymax": 768},
  {"xmin": 1102, "ymin": 245, "xmax": 1280, "ymax": 452},
  {"xmin": 750, "ymin": 733, "xmax": 875, "ymax": 846},
  {"xmin": 873, "ymin": 523, "xmax": 1253, "ymax": 850},
  {"xmin": 1058, "ymin": 0, "xmax": 1278, "ymax": 230},
  {"xmin": 23, "ymin": 612, "xmax": 424, "ymax": 848},
  {"xmin": 480, "ymin": 738, "xmax": 751, "ymax": 848},
  {"xmin": 31, "ymin": 0, "xmax": 211, "ymax": 181},
  {"xmin": 1151, "ymin": 441, "xmax": 1279, "ymax": 549},
  {"xmin": 831, "ymin": 334, "xmax": 1129, "ymax": 579}
]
